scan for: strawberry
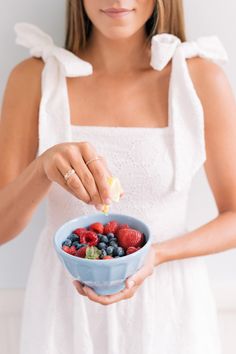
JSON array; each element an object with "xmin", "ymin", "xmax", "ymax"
[
  {"xmin": 115, "ymin": 223, "xmax": 130, "ymax": 236},
  {"xmin": 79, "ymin": 231, "xmax": 98, "ymax": 246},
  {"xmin": 89, "ymin": 222, "xmax": 104, "ymax": 234},
  {"xmin": 117, "ymin": 228, "xmax": 144, "ymax": 250},
  {"xmin": 103, "ymin": 255, "xmax": 113, "ymax": 260},
  {"xmin": 104, "ymin": 221, "xmax": 119, "ymax": 235},
  {"xmin": 76, "ymin": 246, "xmax": 87, "ymax": 258},
  {"xmin": 73, "ymin": 228, "xmax": 87, "ymax": 237},
  {"xmin": 126, "ymin": 246, "xmax": 141, "ymax": 255}
]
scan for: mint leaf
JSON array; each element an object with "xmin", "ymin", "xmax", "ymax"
[{"xmin": 85, "ymin": 246, "xmax": 101, "ymax": 260}]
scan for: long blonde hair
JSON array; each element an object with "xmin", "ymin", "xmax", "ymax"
[{"xmin": 65, "ymin": 0, "xmax": 186, "ymax": 54}]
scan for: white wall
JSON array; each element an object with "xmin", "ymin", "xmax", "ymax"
[{"xmin": 0, "ymin": 0, "xmax": 235, "ymax": 291}]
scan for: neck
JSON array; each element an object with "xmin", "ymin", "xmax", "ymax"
[{"xmin": 80, "ymin": 27, "xmax": 151, "ymax": 74}]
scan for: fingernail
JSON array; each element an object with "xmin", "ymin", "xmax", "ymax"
[
  {"xmin": 127, "ymin": 280, "xmax": 135, "ymax": 289},
  {"xmin": 95, "ymin": 204, "xmax": 104, "ymax": 211},
  {"xmin": 104, "ymin": 198, "xmax": 111, "ymax": 205}
]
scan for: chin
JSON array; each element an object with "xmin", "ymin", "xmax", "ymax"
[{"xmin": 100, "ymin": 28, "xmax": 138, "ymax": 40}]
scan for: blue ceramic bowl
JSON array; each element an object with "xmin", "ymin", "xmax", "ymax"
[{"xmin": 54, "ymin": 213, "xmax": 152, "ymax": 295}]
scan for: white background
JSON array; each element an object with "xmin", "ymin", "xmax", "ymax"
[{"xmin": 0, "ymin": 0, "xmax": 235, "ymax": 293}]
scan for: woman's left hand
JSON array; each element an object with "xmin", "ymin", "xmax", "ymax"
[{"xmin": 73, "ymin": 244, "xmax": 157, "ymax": 305}]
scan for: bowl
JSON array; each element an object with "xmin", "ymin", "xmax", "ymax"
[{"xmin": 54, "ymin": 213, "xmax": 152, "ymax": 295}]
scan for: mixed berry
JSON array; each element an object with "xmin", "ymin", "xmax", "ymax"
[{"xmin": 61, "ymin": 220, "xmax": 146, "ymax": 260}]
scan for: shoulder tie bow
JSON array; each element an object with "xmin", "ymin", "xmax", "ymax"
[{"xmin": 150, "ymin": 33, "xmax": 228, "ymax": 191}]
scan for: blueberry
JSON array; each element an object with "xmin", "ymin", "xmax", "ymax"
[
  {"xmin": 106, "ymin": 246, "xmax": 114, "ymax": 255},
  {"xmin": 67, "ymin": 233, "xmax": 79, "ymax": 242},
  {"xmin": 72, "ymin": 241, "xmax": 82, "ymax": 250},
  {"xmin": 109, "ymin": 241, "xmax": 118, "ymax": 248},
  {"xmin": 97, "ymin": 242, "xmax": 107, "ymax": 250},
  {"xmin": 100, "ymin": 235, "xmax": 109, "ymax": 244},
  {"xmin": 99, "ymin": 249, "xmax": 107, "ymax": 259},
  {"xmin": 97, "ymin": 233, "xmax": 103, "ymax": 239},
  {"xmin": 113, "ymin": 247, "xmax": 125, "ymax": 257},
  {"xmin": 109, "ymin": 237, "xmax": 117, "ymax": 243},
  {"xmin": 62, "ymin": 239, "xmax": 72, "ymax": 247},
  {"xmin": 107, "ymin": 233, "xmax": 115, "ymax": 240}
]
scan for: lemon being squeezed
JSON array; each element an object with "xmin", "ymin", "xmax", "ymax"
[{"xmin": 101, "ymin": 176, "xmax": 124, "ymax": 215}]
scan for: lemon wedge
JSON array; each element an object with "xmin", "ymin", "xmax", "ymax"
[{"xmin": 101, "ymin": 176, "xmax": 124, "ymax": 215}]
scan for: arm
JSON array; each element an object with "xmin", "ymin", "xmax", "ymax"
[
  {"xmin": 0, "ymin": 58, "xmax": 113, "ymax": 245},
  {"xmin": 0, "ymin": 58, "xmax": 52, "ymax": 244},
  {"xmin": 154, "ymin": 58, "xmax": 236, "ymax": 265}
]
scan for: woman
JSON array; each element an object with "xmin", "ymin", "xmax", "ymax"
[{"xmin": 0, "ymin": 0, "xmax": 236, "ymax": 353}]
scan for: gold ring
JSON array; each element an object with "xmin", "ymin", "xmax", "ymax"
[
  {"xmin": 64, "ymin": 168, "xmax": 76, "ymax": 182},
  {"xmin": 85, "ymin": 156, "xmax": 103, "ymax": 166}
]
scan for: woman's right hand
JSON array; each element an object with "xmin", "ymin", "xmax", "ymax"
[{"xmin": 39, "ymin": 141, "xmax": 113, "ymax": 210}]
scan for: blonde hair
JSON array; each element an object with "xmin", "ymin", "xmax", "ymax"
[{"xmin": 65, "ymin": 0, "xmax": 186, "ymax": 54}]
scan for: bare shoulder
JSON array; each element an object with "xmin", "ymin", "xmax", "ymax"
[
  {"xmin": 187, "ymin": 57, "xmax": 229, "ymax": 94},
  {"xmin": 11, "ymin": 57, "xmax": 44, "ymax": 75},
  {"xmin": 186, "ymin": 57, "xmax": 235, "ymax": 127},
  {"xmin": 7, "ymin": 57, "xmax": 44, "ymax": 92}
]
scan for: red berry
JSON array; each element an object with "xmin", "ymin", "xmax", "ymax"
[
  {"xmin": 68, "ymin": 245, "xmax": 77, "ymax": 255},
  {"xmin": 89, "ymin": 222, "xmax": 104, "ymax": 234},
  {"xmin": 117, "ymin": 228, "xmax": 144, "ymax": 250},
  {"xmin": 79, "ymin": 231, "xmax": 98, "ymax": 246},
  {"xmin": 126, "ymin": 246, "xmax": 141, "ymax": 255},
  {"xmin": 104, "ymin": 221, "xmax": 119, "ymax": 235},
  {"xmin": 73, "ymin": 228, "xmax": 87, "ymax": 237},
  {"xmin": 115, "ymin": 224, "xmax": 130, "ymax": 236},
  {"xmin": 103, "ymin": 255, "xmax": 113, "ymax": 260},
  {"xmin": 62, "ymin": 245, "xmax": 70, "ymax": 254},
  {"xmin": 62, "ymin": 245, "xmax": 77, "ymax": 255},
  {"xmin": 76, "ymin": 246, "xmax": 87, "ymax": 258}
]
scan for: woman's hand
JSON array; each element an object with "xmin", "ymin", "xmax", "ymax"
[
  {"xmin": 73, "ymin": 244, "xmax": 158, "ymax": 305},
  {"xmin": 39, "ymin": 141, "xmax": 112, "ymax": 210}
]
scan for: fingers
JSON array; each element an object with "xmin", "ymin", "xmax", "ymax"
[
  {"xmin": 79, "ymin": 143, "xmax": 112, "ymax": 204},
  {"xmin": 56, "ymin": 159, "xmax": 92, "ymax": 204},
  {"xmin": 69, "ymin": 154, "xmax": 103, "ymax": 205},
  {"xmin": 73, "ymin": 280, "xmax": 87, "ymax": 296},
  {"xmin": 125, "ymin": 247, "xmax": 156, "ymax": 288},
  {"xmin": 42, "ymin": 141, "xmax": 120, "ymax": 208},
  {"xmin": 82, "ymin": 285, "xmax": 138, "ymax": 305}
]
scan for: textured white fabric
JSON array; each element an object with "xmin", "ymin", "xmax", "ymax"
[{"xmin": 14, "ymin": 23, "xmax": 228, "ymax": 354}]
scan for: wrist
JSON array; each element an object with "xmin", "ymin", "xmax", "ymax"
[
  {"xmin": 35, "ymin": 155, "xmax": 51, "ymax": 186},
  {"xmin": 152, "ymin": 242, "xmax": 168, "ymax": 266}
]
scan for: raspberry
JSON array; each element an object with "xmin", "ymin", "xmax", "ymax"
[
  {"xmin": 62, "ymin": 245, "xmax": 70, "ymax": 254},
  {"xmin": 62, "ymin": 245, "xmax": 77, "ymax": 255},
  {"xmin": 89, "ymin": 222, "xmax": 104, "ymax": 234},
  {"xmin": 117, "ymin": 228, "xmax": 144, "ymax": 250},
  {"xmin": 79, "ymin": 231, "xmax": 98, "ymax": 246},
  {"xmin": 126, "ymin": 246, "xmax": 141, "ymax": 255},
  {"xmin": 76, "ymin": 246, "xmax": 87, "ymax": 258},
  {"xmin": 73, "ymin": 228, "xmax": 87, "ymax": 237},
  {"xmin": 104, "ymin": 221, "xmax": 119, "ymax": 235}
]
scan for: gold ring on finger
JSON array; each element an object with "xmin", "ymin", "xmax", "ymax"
[{"xmin": 85, "ymin": 155, "xmax": 103, "ymax": 167}]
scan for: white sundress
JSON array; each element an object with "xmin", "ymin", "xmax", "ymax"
[{"xmin": 14, "ymin": 23, "xmax": 228, "ymax": 354}]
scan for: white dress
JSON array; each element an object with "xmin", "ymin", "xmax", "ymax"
[{"xmin": 15, "ymin": 23, "xmax": 228, "ymax": 354}]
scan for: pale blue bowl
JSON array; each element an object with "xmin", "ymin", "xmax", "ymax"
[{"xmin": 54, "ymin": 213, "xmax": 152, "ymax": 295}]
